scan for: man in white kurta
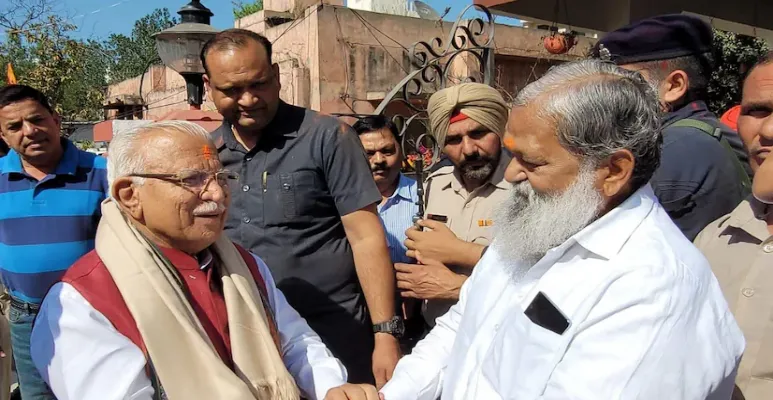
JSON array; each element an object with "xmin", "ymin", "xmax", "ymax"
[{"xmin": 381, "ymin": 60, "xmax": 745, "ymax": 400}]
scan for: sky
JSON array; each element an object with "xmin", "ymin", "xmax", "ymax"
[{"xmin": 62, "ymin": 0, "xmax": 517, "ymax": 40}]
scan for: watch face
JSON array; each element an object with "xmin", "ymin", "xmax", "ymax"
[{"xmin": 391, "ymin": 318, "xmax": 405, "ymax": 337}]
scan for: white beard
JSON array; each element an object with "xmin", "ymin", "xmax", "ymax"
[{"xmin": 492, "ymin": 167, "xmax": 604, "ymax": 282}]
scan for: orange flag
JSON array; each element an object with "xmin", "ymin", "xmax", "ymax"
[{"xmin": 6, "ymin": 63, "xmax": 17, "ymax": 85}]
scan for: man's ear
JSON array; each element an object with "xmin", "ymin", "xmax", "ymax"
[
  {"xmin": 662, "ymin": 70, "xmax": 689, "ymax": 105},
  {"xmin": 53, "ymin": 111, "xmax": 62, "ymax": 130},
  {"xmin": 598, "ymin": 149, "xmax": 635, "ymax": 198},
  {"xmin": 113, "ymin": 177, "xmax": 143, "ymax": 220},
  {"xmin": 272, "ymin": 63, "xmax": 281, "ymax": 88},
  {"xmin": 203, "ymin": 74, "xmax": 213, "ymax": 102}
]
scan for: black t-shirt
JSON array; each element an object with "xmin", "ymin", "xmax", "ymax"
[{"xmin": 213, "ymin": 102, "xmax": 381, "ymax": 382}]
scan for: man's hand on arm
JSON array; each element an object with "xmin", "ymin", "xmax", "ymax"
[
  {"xmin": 341, "ymin": 206, "xmax": 402, "ymax": 389},
  {"xmin": 405, "ymin": 220, "xmax": 485, "ymax": 269},
  {"xmin": 395, "ymin": 256, "xmax": 466, "ymax": 300},
  {"xmin": 325, "ymin": 384, "xmax": 382, "ymax": 400}
]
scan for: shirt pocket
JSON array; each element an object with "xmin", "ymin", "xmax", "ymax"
[
  {"xmin": 266, "ymin": 171, "xmax": 319, "ymax": 223},
  {"xmin": 480, "ymin": 314, "xmax": 567, "ymax": 398}
]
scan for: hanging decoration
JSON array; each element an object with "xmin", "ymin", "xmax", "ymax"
[
  {"xmin": 543, "ymin": 31, "xmax": 577, "ymax": 54},
  {"xmin": 542, "ymin": 0, "xmax": 577, "ymax": 55}
]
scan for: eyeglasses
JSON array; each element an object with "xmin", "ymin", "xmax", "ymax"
[{"xmin": 129, "ymin": 169, "xmax": 239, "ymax": 192}]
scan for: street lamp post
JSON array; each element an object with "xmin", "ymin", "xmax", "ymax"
[{"xmin": 154, "ymin": 0, "xmax": 218, "ymax": 110}]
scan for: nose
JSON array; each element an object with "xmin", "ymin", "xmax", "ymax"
[
  {"xmin": 201, "ymin": 176, "xmax": 227, "ymax": 203},
  {"xmin": 238, "ymin": 89, "xmax": 259, "ymax": 109},
  {"xmin": 21, "ymin": 121, "xmax": 38, "ymax": 137},
  {"xmin": 759, "ymin": 115, "xmax": 773, "ymax": 144},
  {"xmin": 371, "ymin": 152, "xmax": 385, "ymax": 165},
  {"xmin": 504, "ymin": 156, "xmax": 528, "ymax": 184},
  {"xmin": 461, "ymin": 136, "xmax": 478, "ymax": 157}
]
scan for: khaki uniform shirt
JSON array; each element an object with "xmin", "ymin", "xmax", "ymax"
[
  {"xmin": 694, "ymin": 198, "xmax": 773, "ymax": 400},
  {"xmin": 422, "ymin": 150, "xmax": 512, "ymax": 325}
]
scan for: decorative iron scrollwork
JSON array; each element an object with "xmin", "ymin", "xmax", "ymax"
[{"xmin": 337, "ymin": 5, "xmax": 497, "ymax": 226}]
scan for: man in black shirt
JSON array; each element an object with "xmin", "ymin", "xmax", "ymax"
[{"xmin": 202, "ymin": 29, "xmax": 401, "ymax": 388}]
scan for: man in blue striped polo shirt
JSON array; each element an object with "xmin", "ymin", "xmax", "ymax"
[
  {"xmin": 354, "ymin": 116, "xmax": 421, "ymax": 350},
  {"xmin": 0, "ymin": 85, "xmax": 108, "ymax": 399}
]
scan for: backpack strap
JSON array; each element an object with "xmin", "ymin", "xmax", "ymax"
[
  {"xmin": 669, "ymin": 118, "xmax": 752, "ymax": 194},
  {"xmin": 670, "ymin": 118, "xmax": 722, "ymax": 139}
]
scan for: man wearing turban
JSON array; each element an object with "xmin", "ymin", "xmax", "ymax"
[{"xmin": 395, "ymin": 82, "xmax": 512, "ymax": 328}]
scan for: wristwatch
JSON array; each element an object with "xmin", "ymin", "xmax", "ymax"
[{"xmin": 372, "ymin": 316, "xmax": 405, "ymax": 339}]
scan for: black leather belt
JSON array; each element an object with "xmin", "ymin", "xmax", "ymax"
[{"xmin": 10, "ymin": 297, "xmax": 40, "ymax": 313}]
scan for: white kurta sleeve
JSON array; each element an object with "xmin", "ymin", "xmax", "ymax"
[
  {"xmin": 30, "ymin": 282, "xmax": 153, "ymax": 400},
  {"xmin": 539, "ymin": 265, "xmax": 745, "ymax": 400},
  {"xmin": 251, "ymin": 254, "xmax": 348, "ymax": 400},
  {"xmin": 380, "ymin": 261, "xmax": 477, "ymax": 400}
]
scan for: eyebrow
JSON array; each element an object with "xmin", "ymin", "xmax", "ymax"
[
  {"xmin": 364, "ymin": 143, "xmax": 397, "ymax": 151},
  {"xmin": 216, "ymin": 74, "xmax": 273, "ymax": 90},
  {"xmin": 741, "ymin": 101, "xmax": 773, "ymax": 113}
]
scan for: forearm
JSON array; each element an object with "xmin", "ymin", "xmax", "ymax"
[
  {"xmin": 381, "ymin": 297, "xmax": 463, "ymax": 400},
  {"xmin": 351, "ymin": 235, "xmax": 397, "ymax": 323}
]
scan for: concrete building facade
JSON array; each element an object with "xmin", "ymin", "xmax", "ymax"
[{"xmin": 105, "ymin": 0, "xmax": 593, "ymax": 122}]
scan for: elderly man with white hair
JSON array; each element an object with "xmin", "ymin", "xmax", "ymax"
[
  {"xmin": 29, "ymin": 121, "xmax": 379, "ymax": 400},
  {"xmin": 379, "ymin": 60, "xmax": 745, "ymax": 400}
]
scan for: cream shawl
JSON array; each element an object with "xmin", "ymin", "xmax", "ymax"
[{"xmin": 95, "ymin": 199, "xmax": 300, "ymax": 400}]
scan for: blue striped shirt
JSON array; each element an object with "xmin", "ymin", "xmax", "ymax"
[
  {"xmin": 0, "ymin": 140, "xmax": 108, "ymax": 303},
  {"xmin": 378, "ymin": 174, "xmax": 419, "ymax": 264}
]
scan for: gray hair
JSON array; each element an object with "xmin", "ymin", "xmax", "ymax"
[
  {"xmin": 514, "ymin": 60, "xmax": 662, "ymax": 191},
  {"xmin": 107, "ymin": 120, "xmax": 215, "ymax": 190}
]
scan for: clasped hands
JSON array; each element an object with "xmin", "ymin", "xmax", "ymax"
[{"xmin": 395, "ymin": 219, "xmax": 467, "ymax": 301}]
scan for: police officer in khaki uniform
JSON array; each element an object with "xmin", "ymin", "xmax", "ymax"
[
  {"xmin": 694, "ymin": 55, "xmax": 773, "ymax": 400},
  {"xmin": 395, "ymin": 83, "xmax": 510, "ymax": 327}
]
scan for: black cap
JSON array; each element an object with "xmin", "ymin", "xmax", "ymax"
[{"xmin": 591, "ymin": 14, "xmax": 713, "ymax": 65}]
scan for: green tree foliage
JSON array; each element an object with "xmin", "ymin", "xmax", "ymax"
[
  {"xmin": 708, "ymin": 30, "xmax": 769, "ymax": 115},
  {"xmin": 0, "ymin": 6, "xmax": 108, "ymax": 121},
  {"xmin": 104, "ymin": 8, "xmax": 177, "ymax": 84},
  {"xmin": 233, "ymin": 1, "xmax": 264, "ymax": 20},
  {"xmin": 0, "ymin": 2, "xmax": 177, "ymax": 121}
]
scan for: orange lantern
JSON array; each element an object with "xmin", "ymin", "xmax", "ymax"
[{"xmin": 543, "ymin": 33, "xmax": 576, "ymax": 55}]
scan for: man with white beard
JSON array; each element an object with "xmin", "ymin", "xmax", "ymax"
[{"xmin": 379, "ymin": 60, "xmax": 745, "ymax": 400}]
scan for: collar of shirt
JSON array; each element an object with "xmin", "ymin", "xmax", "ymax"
[
  {"xmin": 570, "ymin": 184, "xmax": 658, "ymax": 261},
  {"xmin": 447, "ymin": 148, "xmax": 512, "ymax": 195},
  {"xmin": 723, "ymin": 197, "xmax": 771, "ymax": 242},
  {"xmin": 211, "ymin": 101, "xmax": 297, "ymax": 152},
  {"xmin": 1, "ymin": 138, "xmax": 80, "ymax": 176},
  {"xmin": 516, "ymin": 184, "xmax": 658, "ymax": 285},
  {"xmin": 662, "ymin": 100, "xmax": 713, "ymax": 128},
  {"xmin": 156, "ymin": 246, "xmax": 214, "ymax": 271},
  {"xmin": 379, "ymin": 173, "xmax": 416, "ymax": 212}
]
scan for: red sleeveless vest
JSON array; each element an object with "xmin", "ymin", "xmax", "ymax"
[{"xmin": 61, "ymin": 244, "xmax": 279, "ymax": 371}]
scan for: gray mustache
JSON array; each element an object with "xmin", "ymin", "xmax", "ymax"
[{"xmin": 193, "ymin": 202, "xmax": 226, "ymax": 216}]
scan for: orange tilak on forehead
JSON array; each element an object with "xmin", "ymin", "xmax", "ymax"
[
  {"xmin": 202, "ymin": 145, "xmax": 213, "ymax": 160},
  {"xmin": 503, "ymin": 136, "xmax": 516, "ymax": 151}
]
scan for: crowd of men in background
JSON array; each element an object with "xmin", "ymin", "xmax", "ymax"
[{"xmin": 0, "ymin": 11, "xmax": 770, "ymax": 400}]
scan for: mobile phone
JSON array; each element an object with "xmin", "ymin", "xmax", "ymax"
[
  {"xmin": 524, "ymin": 292, "xmax": 570, "ymax": 335},
  {"xmin": 427, "ymin": 214, "xmax": 448, "ymax": 223}
]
